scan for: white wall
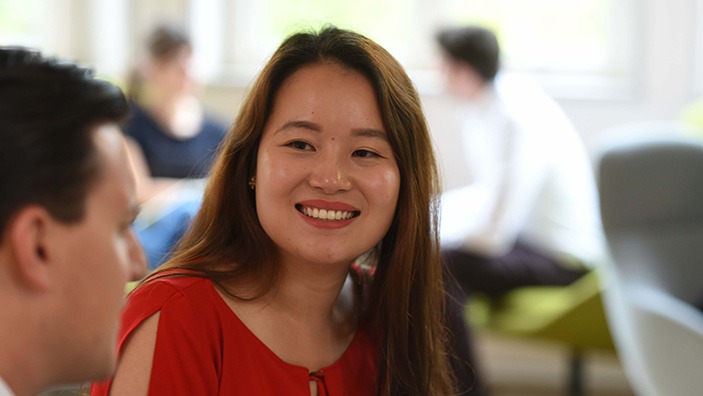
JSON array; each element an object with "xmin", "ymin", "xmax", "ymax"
[{"xmin": 562, "ymin": 0, "xmax": 700, "ymax": 145}]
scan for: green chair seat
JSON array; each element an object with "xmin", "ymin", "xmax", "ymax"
[
  {"xmin": 469, "ymin": 271, "xmax": 614, "ymax": 351},
  {"xmin": 466, "ymin": 270, "xmax": 616, "ymax": 396}
]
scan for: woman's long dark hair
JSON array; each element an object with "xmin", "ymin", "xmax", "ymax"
[{"xmin": 149, "ymin": 26, "xmax": 455, "ymax": 395}]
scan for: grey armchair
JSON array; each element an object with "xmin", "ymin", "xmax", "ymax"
[{"xmin": 596, "ymin": 132, "xmax": 703, "ymax": 396}]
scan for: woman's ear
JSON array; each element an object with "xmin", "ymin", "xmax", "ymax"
[{"xmin": 8, "ymin": 206, "xmax": 54, "ymax": 290}]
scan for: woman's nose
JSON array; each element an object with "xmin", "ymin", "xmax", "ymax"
[{"xmin": 308, "ymin": 155, "xmax": 352, "ymax": 194}]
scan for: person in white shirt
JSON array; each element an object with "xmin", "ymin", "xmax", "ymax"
[
  {"xmin": 435, "ymin": 26, "xmax": 605, "ymax": 396},
  {"xmin": 0, "ymin": 48, "xmax": 147, "ymax": 396}
]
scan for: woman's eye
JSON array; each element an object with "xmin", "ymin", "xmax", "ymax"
[
  {"xmin": 287, "ymin": 140, "xmax": 313, "ymax": 151},
  {"xmin": 353, "ymin": 149, "xmax": 381, "ymax": 158}
]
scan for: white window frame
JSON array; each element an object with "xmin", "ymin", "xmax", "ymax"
[
  {"xmin": 10, "ymin": 0, "xmax": 641, "ymax": 101},
  {"xmin": 693, "ymin": 0, "xmax": 703, "ymax": 96},
  {"xmin": 189, "ymin": 0, "xmax": 642, "ymax": 101}
]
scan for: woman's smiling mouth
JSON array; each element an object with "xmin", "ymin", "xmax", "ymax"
[{"xmin": 295, "ymin": 204, "xmax": 360, "ymax": 221}]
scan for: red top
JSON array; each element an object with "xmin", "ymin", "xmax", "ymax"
[{"xmin": 91, "ymin": 274, "xmax": 378, "ymax": 395}]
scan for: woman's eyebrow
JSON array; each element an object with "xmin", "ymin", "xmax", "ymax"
[
  {"xmin": 275, "ymin": 120, "xmax": 322, "ymax": 134},
  {"xmin": 353, "ymin": 128, "xmax": 388, "ymax": 141},
  {"xmin": 274, "ymin": 121, "xmax": 388, "ymax": 141}
]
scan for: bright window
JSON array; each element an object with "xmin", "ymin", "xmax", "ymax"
[
  {"xmin": 0, "ymin": 0, "xmax": 639, "ymax": 100},
  {"xmin": 440, "ymin": 0, "xmax": 639, "ymax": 98},
  {"xmin": 192, "ymin": 0, "xmax": 420, "ymax": 84},
  {"xmin": 259, "ymin": 0, "xmax": 421, "ymax": 70},
  {"xmin": 444, "ymin": 0, "xmax": 612, "ymax": 73},
  {"xmin": 0, "ymin": 0, "xmax": 44, "ymax": 47},
  {"xmin": 191, "ymin": 0, "xmax": 638, "ymax": 99}
]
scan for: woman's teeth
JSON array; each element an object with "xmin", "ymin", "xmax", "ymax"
[{"xmin": 301, "ymin": 206, "xmax": 356, "ymax": 221}]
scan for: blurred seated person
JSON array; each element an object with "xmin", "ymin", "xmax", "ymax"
[
  {"xmin": 0, "ymin": 47, "xmax": 147, "ymax": 396},
  {"xmin": 124, "ymin": 23, "xmax": 228, "ymax": 202},
  {"xmin": 435, "ymin": 25, "xmax": 606, "ymax": 395}
]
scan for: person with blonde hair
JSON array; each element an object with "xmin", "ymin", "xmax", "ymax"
[{"xmin": 93, "ymin": 26, "xmax": 456, "ymax": 395}]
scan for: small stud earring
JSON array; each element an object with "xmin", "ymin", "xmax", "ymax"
[{"xmin": 248, "ymin": 176, "xmax": 256, "ymax": 190}]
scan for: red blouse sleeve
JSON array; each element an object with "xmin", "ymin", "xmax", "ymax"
[
  {"xmin": 147, "ymin": 283, "xmax": 222, "ymax": 394},
  {"xmin": 92, "ymin": 278, "xmax": 223, "ymax": 396}
]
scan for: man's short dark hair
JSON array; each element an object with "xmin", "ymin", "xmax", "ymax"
[
  {"xmin": 0, "ymin": 47, "xmax": 129, "ymax": 234},
  {"xmin": 436, "ymin": 25, "xmax": 500, "ymax": 82}
]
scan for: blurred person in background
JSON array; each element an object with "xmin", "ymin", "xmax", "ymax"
[
  {"xmin": 0, "ymin": 47, "xmax": 147, "ymax": 396},
  {"xmin": 435, "ymin": 25, "xmax": 605, "ymax": 395},
  {"xmin": 124, "ymin": 23, "xmax": 228, "ymax": 202},
  {"xmin": 124, "ymin": 23, "xmax": 229, "ymax": 269}
]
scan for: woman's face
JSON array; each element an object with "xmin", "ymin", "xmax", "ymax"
[{"xmin": 255, "ymin": 62, "xmax": 400, "ymax": 269}]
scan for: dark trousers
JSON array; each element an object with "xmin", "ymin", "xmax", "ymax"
[{"xmin": 443, "ymin": 242, "xmax": 587, "ymax": 396}]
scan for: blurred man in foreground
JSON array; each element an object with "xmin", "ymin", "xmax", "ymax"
[{"xmin": 0, "ymin": 48, "xmax": 147, "ymax": 396}]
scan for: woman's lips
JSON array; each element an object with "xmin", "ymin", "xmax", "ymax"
[{"xmin": 295, "ymin": 200, "xmax": 360, "ymax": 222}]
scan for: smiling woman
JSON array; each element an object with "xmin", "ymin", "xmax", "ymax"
[
  {"xmin": 92, "ymin": 26, "xmax": 455, "ymax": 396},
  {"xmin": 255, "ymin": 62, "xmax": 400, "ymax": 268}
]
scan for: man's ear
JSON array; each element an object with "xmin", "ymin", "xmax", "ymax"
[{"xmin": 7, "ymin": 206, "xmax": 55, "ymax": 290}]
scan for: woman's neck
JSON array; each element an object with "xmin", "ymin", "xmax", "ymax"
[
  {"xmin": 223, "ymin": 260, "xmax": 358, "ymax": 370},
  {"xmin": 273, "ymin": 262, "xmax": 356, "ymax": 329}
]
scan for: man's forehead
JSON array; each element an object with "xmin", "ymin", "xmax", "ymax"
[{"xmin": 89, "ymin": 123, "xmax": 136, "ymax": 205}]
